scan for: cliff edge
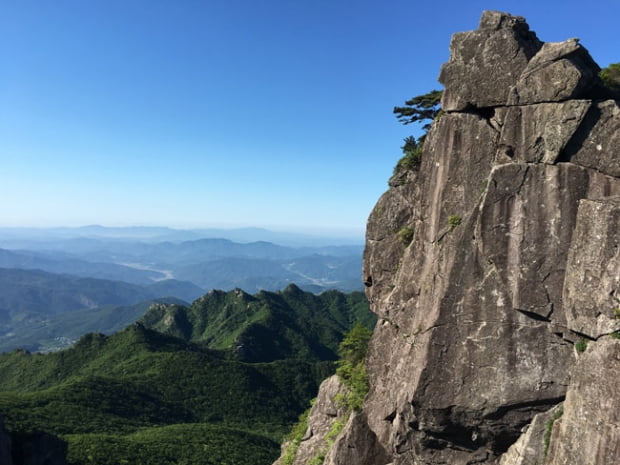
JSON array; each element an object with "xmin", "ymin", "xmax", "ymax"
[{"xmin": 276, "ymin": 10, "xmax": 620, "ymax": 465}]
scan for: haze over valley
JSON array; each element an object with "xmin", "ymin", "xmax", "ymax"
[{"xmin": 0, "ymin": 225, "xmax": 363, "ymax": 352}]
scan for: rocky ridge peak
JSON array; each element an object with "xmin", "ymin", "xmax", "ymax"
[{"xmin": 274, "ymin": 10, "xmax": 620, "ymax": 465}]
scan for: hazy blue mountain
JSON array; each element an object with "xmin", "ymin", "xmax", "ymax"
[
  {"xmin": 0, "ymin": 267, "xmax": 204, "ymax": 352},
  {"xmin": 0, "ymin": 268, "xmax": 157, "ymax": 315},
  {"xmin": 0, "ymin": 248, "xmax": 166, "ymax": 284},
  {"xmin": 0, "ymin": 297, "xmax": 188, "ymax": 353},
  {"xmin": 0, "ymin": 225, "xmax": 363, "ymax": 247},
  {"xmin": 174, "ymin": 254, "xmax": 362, "ymax": 292},
  {"xmin": 0, "ymin": 233, "xmax": 363, "ymax": 294}
]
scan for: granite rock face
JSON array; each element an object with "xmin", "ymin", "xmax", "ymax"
[
  {"xmin": 276, "ymin": 10, "xmax": 620, "ymax": 465},
  {"xmin": 439, "ymin": 11, "xmax": 542, "ymax": 111},
  {"xmin": 545, "ymin": 338, "xmax": 620, "ymax": 465},
  {"xmin": 507, "ymin": 38, "xmax": 601, "ymax": 105},
  {"xmin": 274, "ymin": 375, "xmax": 349, "ymax": 465},
  {"xmin": 499, "ymin": 404, "xmax": 563, "ymax": 465},
  {"xmin": 563, "ymin": 197, "xmax": 620, "ymax": 338}
]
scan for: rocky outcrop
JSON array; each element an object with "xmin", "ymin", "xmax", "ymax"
[
  {"xmin": 563, "ymin": 196, "xmax": 620, "ymax": 338},
  {"xmin": 545, "ymin": 337, "xmax": 620, "ymax": 465},
  {"xmin": 499, "ymin": 403, "xmax": 563, "ymax": 465},
  {"xmin": 274, "ymin": 375, "xmax": 349, "ymax": 465},
  {"xmin": 275, "ymin": 10, "xmax": 620, "ymax": 465}
]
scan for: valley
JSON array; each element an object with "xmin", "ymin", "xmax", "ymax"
[
  {"xmin": 0, "ymin": 227, "xmax": 364, "ymax": 353},
  {"xmin": 0, "ymin": 285, "xmax": 374, "ymax": 465}
]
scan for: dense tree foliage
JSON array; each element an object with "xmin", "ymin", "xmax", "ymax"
[
  {"xmin": 599, "ymin": 62, "xmax": 620, "ymax": 98},
  {"xmin": 0, "ymin": 289, "xmax": 374, "ymax": 465},
  {"xmin": 335, "ymin": 324, "xmax": 373, "ymax": 411},
  {"xmin": 392, "ymin": 90, "xmax": 443, "ymax": 179},
  {"xmin": 393, "ymin": 89, "xmax": 443, "ymax": 131},
  {"xmin": 140, "ymin": 285, "xmax": 375, "ymax": 363}
]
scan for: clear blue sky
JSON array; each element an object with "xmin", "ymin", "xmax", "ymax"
[{"xmin": 1, "ymin": 1, "xmax": 618, "ymax": 239}]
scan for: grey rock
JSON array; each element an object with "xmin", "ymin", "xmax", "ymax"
[
  {"xmin": 563, "ymin": 196, "xmax": 620, "ymax": 338},
  {"xmin": 545, "ymin": 338, "xmax": 620, "ymax": 465},
  {"xmin": 497, "ymin": 100, "xmax": 591, "ymax": 164},
  {"xmin": 273, "ymin": 375, "xmax": 349, "ymax": 465},
  {"xmin": 508, "ymin": 39, "xmax": 601, "ymax": 105},
  {"xmin": 324, "ymin": 412, "xmax": 389, "ymax": 465},
  {"xmin": 439, "ymin": 11, "xmax": 542, "ymax": 111},
  {"xmin": 499, "ymin": 403, "xmax": 563, "ymax": 465},
  {"xmin": 478, "ymin": 163, "xmax": 620, "ymax": 321},
  {"xmin": 564, "ymin": 99, "xmax": 620, "ymax": 177}
]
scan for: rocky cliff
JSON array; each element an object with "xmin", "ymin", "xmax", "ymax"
[{"xmin": 275, "ymin": 11, "xmax": 620, "ymax": 465}]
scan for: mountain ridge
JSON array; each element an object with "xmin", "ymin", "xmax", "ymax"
[{"xmin": 0, "ymin": 286, "xmax": 374, "ymax": 464}]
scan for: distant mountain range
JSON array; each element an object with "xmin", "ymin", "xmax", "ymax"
[
  {"xmin": 0, "ymin": 227, "xmax": 364, "ymax": 352},
  {"xmin": 0, "ymin": 225, "xmax": 362, "ymax": 246},
  {"xmin": 0, "ymin": 230, "xmax": 364, "ymax": 294}
]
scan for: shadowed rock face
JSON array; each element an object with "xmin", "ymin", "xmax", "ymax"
[
  {"xmin": 0, "ymin": 415, "xmax": 68, "ymax": 465},
  {"xmin": 277, "ymin": 10, "xmax": 620, "ymax": 465},
  {"xmin": 0, "ymin": 417, "xmax": 12, "ymax": 465}
]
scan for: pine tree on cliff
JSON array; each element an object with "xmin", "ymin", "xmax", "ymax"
[
  {"xmin": 600, "ymin": 62, "xmax": 620, "ymax": 98},
  {"xmin": 392, "ymin": 90, "xmax": 442, "ymax": 176}
]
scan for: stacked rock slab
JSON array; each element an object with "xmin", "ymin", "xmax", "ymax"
[{"xmin": 274, "ymin": 10, "xmax": 620, "ymax": 465}]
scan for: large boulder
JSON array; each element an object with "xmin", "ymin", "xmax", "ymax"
[
  {"xmin": 565, "ymin": 100, "xmax": 620, "ymax": 177},
  {"xmin": 497, "ymin": 100, "xmax": 591, "ymax": 164},
  {"xmin": 439, "ymin": 11, "xmax": 542, "ymax": 111},
  {"xmin": 507, "ymin": 38, "xmax": 601, "ymax": 105}
]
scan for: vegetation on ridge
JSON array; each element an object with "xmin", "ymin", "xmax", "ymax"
[
  {"xmin": 139, "ymin": 285, "xmax": 374, "ymax": 363},
  {"xmin": 599, "ymin": 62, "xmax": 620, "ymax": 98},
  {"xmin": 0, "ymin": 287, "xmax": 375, "ymax": 465},
  {"xmin": 335, "ymin": 324, "xmax": 372, "ymax": 411},
  {"xmin": 391, "ymin": 90, "xmax": 443, "ymax": 181}
]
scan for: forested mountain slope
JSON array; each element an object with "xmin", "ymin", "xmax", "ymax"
[{"xmin": 0, "ymin": 288, "xmax": 374, "ymax": 464}]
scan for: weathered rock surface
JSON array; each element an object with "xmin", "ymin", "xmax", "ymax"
[
  {"xmin": 274, "ymin": 375, "xmax": 349, "ymax": 465},
  {"xmin": 565, "ymin": 99, "xmax": 620, "ymax": 177},
  {"xmin": 497, "ymin": 100, "xmax": 591, "ymax": 164},
  {"xmin": 507, "ymin": 38, "xmax": 601, "ymax": 105},
  {"xmin": 499, "ymin": 404, "xmax": 563, "ymax": 465},
  {"xmin": 439, "ymin": 11, "xmax": 542, "ymax": 111},
  {"xmin": 563, "ymin": 196, "xmax": 620, "ymax": 338},
  {"xmin": 324, "ymin": 412, "xmax": 389, "ymax": 465},
  {"xmin": 545, "ymin": 337, "xmax": 620, "ymax": 465},
  {"xmin": 274, "ymin": 10, "xmax": 620, "ymax": 465}
]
